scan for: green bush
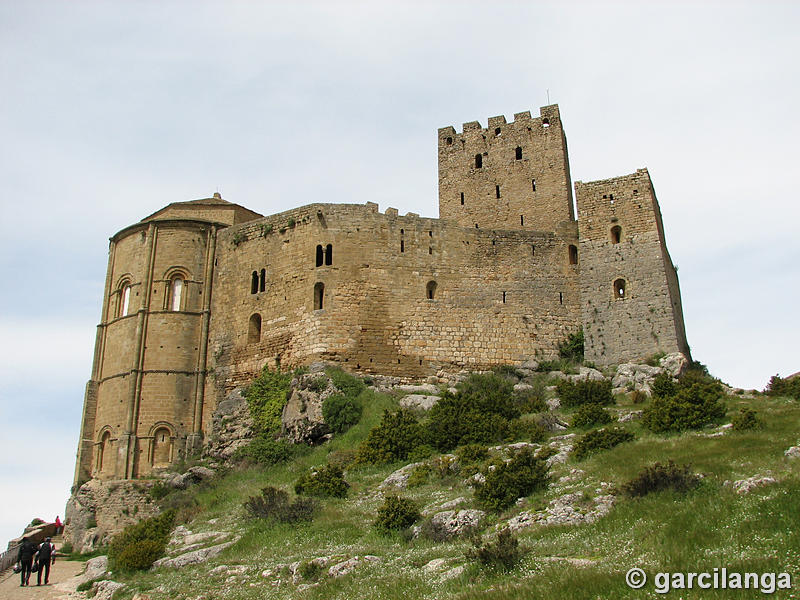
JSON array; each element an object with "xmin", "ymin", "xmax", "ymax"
[
  {"xmin": 245, "ymin": 368, "xmax": 293, "ymax": 434},
  {"xmin": 556, "ymin": 379, "xmax": 614, "ymax": 408},
  {"xmin": 571, "ymin": 403, "xmax": 614, "ymax": 428},
  {"xmin": 407, "ymin": 444, "xmax": 436, "ymax": 462},
  {"xmin": 620, "ymin": 460, "xmax": 701, "ymax": 497},
  {"xmin": 630, "ymin": 390, "xmax": 649, "ymax": 404},
  {"xmin": 456, "ymin": 444, "xmax": 489, "ymax": 465},
  {"xmin": 765, "ymin": 374, "xmax": 800, "ymax": 400},
  {"xmin": 558, "ymin": 327, "xmax": 584, "ymax": 362},
  {"xmin": 507, "ymin": 416, "xmax": 548, "ymax": 442},
  {"xmin": 492, "ymin": 364, "xmax": 523, "ymax": 380},
  {"xmin": 233, "ymin": 436, "xmax": 296, "ymax": 466},
  {"xmin": 513, "ymin": 384, "xmax": 548, "ymax": 413},
  {"xmin": 651, "ymin": 372, "xmax": 677, "ymax": 399},
  {"xmin": 572, "ymin": 427, "xmax": 635, "ymax": 460},
  {"xmin": 356, "ymin": 408, "xmax": 425, "ymax": 464},
  {"xmin": 243, "ymin": 486, "xmax": 316, "ymax": 523},
  {"xmin": 298, "ymin": 560, "xmax": 324, "ymax": 582},
  {"xmin": 731, "ymin": 408, "xmax": 763, "ymax": 431},
  {"xmin": 642, "ymin": 380, "xmax": 726, "ymax": 433},
  {"xmin": 326, "ymin": 367, "xmax": 366, "ymax": 399},
  {"xmin": 109, "ymin": 509, "xmax": 175, "ymax": 571},
  {"xmin": 536, "ymin": 358, "xmax": 579, "ymax": 374},
  {"xmin": 322, "ymin": 393, "xmax": 363, "ymax": 434},
  {"xmin": 307, "ymin": 376, "xmax": 328, "ymax": 393},
  {"xmin": 473, "ymin": 448, "xmax": 550, "ymax": 512},
  {"xmin": 466, "ymin": 528, "xmax": 524, "ymax": 571},
  {"xmin": 294, "ymin": 464, "xmax": 349, "ymax": 498},
  {"xmin": 148, "ymin": 481, "xmax": 170, "ymax": 501},
  {"xmin": 374, "ymin": 495, "xmax": 420, "ymax": 533},
  {"xmin": 406, "ymin": 464, "xmax": 431, "ymax": 488}
]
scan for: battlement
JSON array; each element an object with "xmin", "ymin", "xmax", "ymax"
[{"xmin": 438, "ymin": 104, "xmax": 562, "ymax": 145}]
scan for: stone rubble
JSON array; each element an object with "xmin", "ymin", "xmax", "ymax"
[
  {"xmin": 380, "ymin": 462, "xmax": 424, "ymax": 489},
  {"xmin": 507, "ymin": 492, "xmax": 616, "ymax": 532},
  {"xmin": 428, "ymin": 509, "xmax": 486, "ymax": 539},
  {"xmin": 724, "ymin": 475, "xmax": 777, "ymax": 495}
]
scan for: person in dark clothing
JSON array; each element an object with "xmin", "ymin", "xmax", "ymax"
[
  {"xmin": 37, "ymin": 537, "xmax": 53, "ymax": 585},
  {"xmin": 16, "ymin": 536, "xmax": 37, "ymax": 586}
]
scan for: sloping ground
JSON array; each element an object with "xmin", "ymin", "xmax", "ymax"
[
  {"xmin": 0, "ymin": 559, "xmax": 84, "ymax": 600},
  {"xmin": 79, "ymin": 376, "xmax": 800, "ymax": 600}
]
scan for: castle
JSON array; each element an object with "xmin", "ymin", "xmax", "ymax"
[{"xmin": 72, "ymin": 104, "xmax": 689, "ymax": 485}]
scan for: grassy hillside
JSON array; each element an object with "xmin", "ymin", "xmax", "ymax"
[{"xmin": 93, "ymin": 370, "xmax": 799, "ymax": 600}]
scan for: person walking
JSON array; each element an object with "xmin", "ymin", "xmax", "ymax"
[
  {"xmin": 16, "ymin": 536, "xmax": 37, "ymax": 586},
  {"xmin": 36, "ymin": 537, "xmax": 53, "ymax": 585},
  {"xmin": 54, "ymin": 516, "xmax": 63, "ymax": 535}
]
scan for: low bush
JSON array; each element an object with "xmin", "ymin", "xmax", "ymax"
[
  {"xmin": 322, "ymin": 393, "xmax": 363, "ymax": 434},
  {"xmin": 556, "ymin": 379, "xmax": 614, "ymax": 408},
  {"xmin": 243, "ymin": 486, "xmax": 316, "ymax": 523},
  {"xmin": 356, "ymin": 408, "xmax": 425, "ymax": 464},
  {"xmin": 513, "ymin": 384, "xmax": 548, "ymax": 413},
  {"xmin": 375, "ymin": 495, "xmax": 420, "ymax": 533},
  {"xmin": 621, "ymin": 460, "xmax": 701, "ymax": 497},
  {"xmin": 466, "ymin": 528, "xmax": 524, "ymax": 571},
  {"xmin": 108, "ymin": 509, "xmax": 175, "ymax": 571},
  {"xmin": 294, "ymin": 464, "xmax": 349, "ymax": 498},
  {"xmin": 245, "ymin": 367, "xmax": 293, "ymax": 434},
  {"xmin": 572, "ymin": 427, "xmax": 635, "ymax": 460},
  {"xmin": 731, "ymin": 408, "xmax": 763, "ymax": 431},
  {"xmin": 298, "ymin": 560, "xmax": 324, "ymax": 582},
  {"xmin": 406, "ymin": 464, "xmax": 431, "ymax": 488},
  {"xmin": 456, "ymin": 444, "xmax": 489, "ymax": 465},
  {"xmin": 233, "ymin": 436, "xmax": 296, "ymax": 466},
  {"xmin": 536, "ymin": 358, "xmax": 579, "ymax": 374},
  {"xmin": 326, "ymin": 367, "xmax": 366, "ymax": 399},
  {"xmin": 651, "ymin": 372, "xmax": 677, "ymax": 399},
  {"xmin": 507, "ymin": 416, "xmax": 548, "ymax": 442},
  {"xmin": 571, "ymin": 403, "xmax": 614, "ymax": 428},
  {"xmin": 558, "ymin": 327, "xmax": 584, "ymax": 363},
  {"xmin": 157, "ymin": 489, "xmax": 201, "ymax": 525},
  {"xmin": 473, "ymin": 448, "xmax": 549, "ymax": 512},
  {"xmin": 630, "ymin": 390, "xmax": 649, "ymax": 404},
  {"xmin": 408, "ymin": 444, "xmax": 436, "ymax": 462},
  {"xmin": 148, "ymin": 481, "xmax": 170, "ymax": 501},
  {"xmin": 642, "ymin": 380, "xmax": 726, "ymax": 433},
  {"xmin": 765, "ymin": 374, "xmax": 800, "ymax": 400},
  {"xmin": 327, "ymin": 448, "xmax": 357, "ymax": 470}
]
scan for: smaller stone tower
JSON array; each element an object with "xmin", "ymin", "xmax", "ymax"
[
  {"xmin": 438, "ymin": 104, "xmax": 574, "ymax": 231},
  {"xmin": 575, "ymin": 169, "xmax": 689, "ymax": 365}
]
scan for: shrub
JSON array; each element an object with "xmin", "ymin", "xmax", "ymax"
[
  {"xmin": 556, "ymin": 379, "xmax": 614, "ymax": 408},
  {"xmin": 374, "ymin": 495, "xmax": 420, "ymax": 533},
  {"xmin": 644, "ymin": 352, "xmax": 667, "ymax": 367},
  {"xmin": 513, "ymin": 384, "xmax": 548, "ymax": 413},
  {"xmin": 558, "ymin": 327, "xmax": 584, "ymax": 363},
  {"xmin": 294, "ymin": 464, "xmax": 349, "ymax": 498},
  {"xmin": 149, "ymin": 481, "xmax": 170, "ymax": 501},
  {"xmin": 630, "ymin": 390, "xmax": 649, "ymax": 404},
  {"xmin": 245, "ymin": 368, "xmax": 293, "ymax": 434},
  {"xmin": 473, "ymin": 448, "xmax": 549, "ymax": 512},
  {"xmin": 507, "ymin": 416, "xmax": 548, "ymax": 442},
  {"xmin": 407, "ymin": 444, "xmax": 436, "ymax": 462},
  {"xmin": 731, "ymin": 408, "xmax": 763, "ymax": 431},
  {"xmin": 456, "ymin": 444, "xmax": 489, "ymax": 465},
  {"xmin": 642, "ymin": 380, "xmax": 726, "ymax": 433},
  {"xmin": 621, "ymin": 460, "xmax": 701, "ymax": 497},
  {"xmin": 765, "ymin": 374, "xmax": 800, "ymax": 400},
  {"xmin": 406, "ymin": 464, "xmax": 431, "ymax": 488},
  {"xmin": 298, "ymin": 560, "xmax": 323, "ymax": 582},
  {"xmin": 356, "ymin": 408, "xmax": 425, "ymax": 464},
  {"xmin": 29, "ymin": 518, "xmax": 45, "ymax": 527},
  {"xmin": 536, "ymin": 358, "xmax": 578, "ymax": 374},
  {"xmin": 109, "ymin": 509, "xmax": 175, "ymax": 571},
  {"xmin": 327, "ymin": 448, "xmax": 358, "ymax": 470},
  {"xmin": 243, "ymin": 487, "xmax": 315, "ymax": 523},
  {"xmin": 571, "ymin": 403, "xmax": 614, "ymax": 428},
  {"xmin": 157, "ymin": 489, "xmax": 201, "ymax": 525},
  {"xmin": 572, "ymin": 427, "xmax": 635, "ymax": 460},
  {"xmin": 233, "ymin": 436, "xmax": 296, "ymax": 466},
  {"xmin": 493, "ymin": 364, "xmax": 523, "ymax": 380},
  {"xmin": 307, "ymin": 376, "xmax": 328, "ymax": 393},
  {"xmin": 466, "ymin": 528, "xmax": 524, "ymax": 571},
  {"xmin": 326, "ymin": 367, "xmax": 366, "ymax": 399},
  {"xmin": 322, "ymin": 393, "xmax": 363, "ymax": 434},
  {"xmin": 287, "ymin": 217, "xmax": 296, "ymax": 228},
  {"xmin": 651, "ymin": 372, "xmax": 677, "ymax": 399}
]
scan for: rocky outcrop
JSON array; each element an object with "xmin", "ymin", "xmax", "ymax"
[
  {"xmin": 507, "ymin": 492, "xmax": 615, "ymax": 532},
  {"xmin": 724, "ymin": 475, "xmax": 777, "ymax": 494},
  {"xmin": 399, "ymin": 394, "xmax": 440, "ymax": 411},
  {"xmin": 428, "ymin": 509, "xmax": 485, "ymax": 539},
  {"xmin": 206, "ymin": 388, "xmax": 254, "ymax": 460},
  {"xmin": 162, "ymin": 465, "xmax": 217, "ymax": 490},
  {"xmin": 328, "ymin": 555, "xmax": 381, "ymax": 579},
  {"xmin": 611, "ymin": 352, "xmax": 688, "ymax": 394},
  {"xmin": 152, "ymin": 539, "xmax": 238, "ymax": 569},
  {"xmin": 281, "ymin": 372, "xmax": 340, "ymax": 444},
  {"xmin": 380, "ymin": 462, "xmax": 424, "ymax": 490},
  {"xmin": 785, "ymin": 446, "xmax": 800, "ymax": 459}
]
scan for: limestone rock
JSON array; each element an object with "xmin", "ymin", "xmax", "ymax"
[
  {"xmin": 429, "ymin": 509, "xmax": 485, "ymax": 539},
  {"xmin": 521, "ymin": 359, "xmax": 540, "ymax": 371},
  {"xmin": 618, "ymin": 410, "xmax": 643, "ymax": 423},
  {"xmin": 92, "ymin": 580, "xmax": 127, "ymax": 600},
  {"xmin": 71, "ymin": 555, "xmax": 109, "ymax": 588},
  {"xmin": 507, "ymin": 492, "xmax": 615, "ymax": 532},
  {"xmin": 206, "ymin": 388, "xmax": 254, "ymax": 460},
  {"xmin": 396, "ymin": 383, "xmax": 439, "ymax": 394},
  {"xmin": 784, "ymin": 446, "xmax": 800, "ymax": 459},
  {"xmin": 281, "ymin": 372, "xmax": 340, "ymax": 444},
  {"xmin": 399, "ymin": 394, "xmax": 439, "ymax": 411},
  {"xmin": 568, "ymin": 367, "xmax": 606, "ymax": 382},
  {"xmin": 659, "ymin": 352, "xmax": 689, "ymax": 378},
  {"xmin": 725, "ymin": 475, "xmax": 777, "ymax": 495},
  {"xmin": 327, "ymin": 555, "xmax": 381, "ymax": 579},
  {"xmin": 152, "ymin": 539, "xmax": 238, "ymax": 569},
  {"xmin": 380, "ymin": 462, "xmax": 424, "ymax": 489},
  {"xmin": 612, "ymin": 363, "xmax": 663, "ymax": 393},
  {"xmin": 423, "ymin": 558, "xmax": 448, "ymax": 572},
  {"xmin": 165, "ymin": 466, "xmax": 217, "ymax": 490},
  {"xmin": 441, "ymin": 565, "xmax": 466, "ymax": 580}
]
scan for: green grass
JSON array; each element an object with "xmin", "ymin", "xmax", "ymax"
[{"xmin": 108, "ymin": 389, "xmax": 800, "ymax": 599}]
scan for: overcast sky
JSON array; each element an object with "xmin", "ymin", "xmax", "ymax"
[{"xmin": 1, "ymin": 0, "xmax": 798, "ymax": 548}]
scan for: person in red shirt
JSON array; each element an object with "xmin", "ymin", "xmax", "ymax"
[{"xmin": 54, "ymin": 516, "xmax": 62, "ymax": 535}]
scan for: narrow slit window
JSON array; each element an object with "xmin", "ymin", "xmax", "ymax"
[
  {"xmin": 496, "ymin": 185, "xmax": 501, "ymax": 199},
  {"xmin": 532, "ymin": 179, "xmax": 536, "ymax": 191},
  {"xmin": 248, "ymin": 313, "xmax": 261, "ymax": 343},
  {"xmin": 495, "ymin": 127, "xmax": 501, "ymax": 136},
  {"xmin": 460, "ymin": 192, "xmax": 464, "ymax": 205},
  {"xmin": 559, "ymin": 292, "xmax": 563, "ymax": 304},
  {"xmin": 325, "ymin": 244, "xmax": 333, "ymax": 266},
  {"xmin": 400, "ymin": 240, "xmax": 405, "ymax": 252},
  {"xmin": 520, "ymin": 215, "xmax": 524, "ymax": 226},
  {"xmin": 611, "ymin": 225, "xmax": 622, "ymax": 244},
  {"xmin": 614, "ymin": 279, "xmax": 626, "ymax": 299},
  {"xmin": 569, "ymin": 245, "xmax": 578, "ymax": 265},
  {"xmin": 426, "ymin": 280, "xmax": 437, "ymax": 300},
  {"xmin": 428, "ymin": 247, "xmax": 432, "ymax": 255},
  {"xmin": 446, "ymin": 136, "xmax": 453, "ymax": 145},
  {"xmin": 515, "ymin": 146, "xmax": 522, "ymax": 160},
  {"xmin": 475, "ymin": 154, "xmax": 482, "ymax": 168},
  {"xmin": 502, "ymin": 291, "xmax": 506, "ymax": 303},
  {"xmin": 315, "ymin": 245, "xmax": 324, "ymax": 267},
  {"xmin": 259, "ymin": 269, "xmax": 266, "ymax": 292},
  {"xmin": 251, "ymin": 271, "xmax": 258, "ymax": 294},
  {"xmin": 531, "ymin": 245, "xmax": 535, "ymax": 256},
  {"xmin": 314, "ymin": 282, "xmax": 324, "ymax": 310}
]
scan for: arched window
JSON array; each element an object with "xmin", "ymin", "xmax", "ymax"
[
  {"xmin": 98, "ymin": 430, "xmax": 112, "ymax": 473},
  {"xmin": 475, "ymin": 154, "xmax": 483, "ymax": 168},
  {"xmin": 426, "ymin": 280, "xmax": 437, "ymax": 300},
  {"xmin": 251, "ymin": 271, "xmax": 259, "ymax": 294},
  {"xmin": 259, "ymin": 269, "xmax": 266, "ymax": 293},
  {"xmin": 515, "ymin": 146, "xmax": 522, "ymax": 160},
  {"xmin": 152, "ymin": 426, "xmax": 173, "ymax": 467},
  {"xmin": 569, "ymin": 245, "xmax": 578, "ymax": 265},
  {"xmin": 169, "ymin": 276, "xmax": 183, "ymax": 311},
  {"xmin": 119, "ymin": 283, "xmax": 131, "ymax": 317},
  {"xmin": 248, "ymin": 313, "xmax": 262, "ymax": 343},
  {"xmin": 325, "ymin": 244, "xmax": 333, "ymax": 266},
  {"xmin": 611, "ymin": 225, "xmax": 622, "ymax": 244},
  {"xmin": 614, "ymin": 278, "xmax": 626, "ymax": 299},
  {"xmin": 316, "ymin": 245, "xmax": 324, "ymax": 267},
  {"xmin": 314, "ymin": 282, "xmax": 324, "ymax": 310}
]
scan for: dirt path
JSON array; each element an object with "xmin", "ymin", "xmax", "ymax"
[{"xmin": 0, "ymin": 560, "xmax": 85, "ymax": 600}]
